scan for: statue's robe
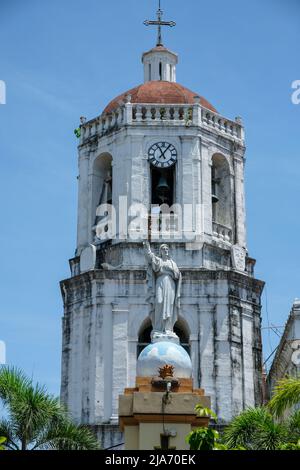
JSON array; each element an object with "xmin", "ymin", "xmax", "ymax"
[{"xmin": 146, "ymin": 251, "xmax": 181, "ymax": 333}]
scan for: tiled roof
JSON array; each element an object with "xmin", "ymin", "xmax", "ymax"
[{"xmin": 103, "ymin": 81, "xmax": 217, "ymax": 114}]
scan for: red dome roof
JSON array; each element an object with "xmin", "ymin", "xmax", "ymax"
[{"xmin": 103, "ymin": 81, "xmax": 217, "ymax": 114}]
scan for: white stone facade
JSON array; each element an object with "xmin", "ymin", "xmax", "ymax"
[
  {"xmin": 142, "ymin": 47, "xmax": 178, "ymax": 82},
  {"xmin": 267, "ymin": 300, "xmax": 300, "ymax": 397},
  {"xmin": 60, "ymin": 46, "xmax": 264, "ymax": 446}
]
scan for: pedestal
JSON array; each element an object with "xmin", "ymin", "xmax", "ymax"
[{"xmin": 119, "ymin": 376, "xmax": 211, "ymax": 450}]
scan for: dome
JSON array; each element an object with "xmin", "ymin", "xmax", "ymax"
[
  {"xmin": 103, "ymin": 81, "xmax": 217, "ymax": 115},
  {"xmin": 136, "ymin": 341, "xmax": 192, "ymax": 378}
]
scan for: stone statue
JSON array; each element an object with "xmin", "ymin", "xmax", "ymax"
[{"xmin": 143, "ymin": 241, "xmax": 181, "ymax": 340}]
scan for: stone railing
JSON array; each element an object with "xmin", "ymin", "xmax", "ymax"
[
  {"xmin": 131, "ymin": 104, "xmax": 193, "ymax": 124},
  {"xmin": 201, "ymin": 110, "xmax": 244, "ymax": 140},
  {"xmin": 79, "ymin": 97, "xmax": 244, "ymax": 144},
  {"xmin": 212, "ymin": 222, "xmax": 232, "ymax": 243},
  {"xmin": 79, "ymin": 108, "xmax": 125, "ymax": 142}
]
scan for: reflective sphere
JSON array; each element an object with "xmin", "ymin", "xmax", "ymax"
[{"xmin": 137, "ymin": 341, "xmax": 192, "ymax": 378}]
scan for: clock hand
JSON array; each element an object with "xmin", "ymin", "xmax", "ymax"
[{"xmin": 159, "ymin": 144, "xmax": 171, "ymax": 160}]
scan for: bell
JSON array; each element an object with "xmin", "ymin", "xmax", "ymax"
[
  {"xmin": 211, "ymin": 167, "xmax": 219, "ymax": 203},
  {"xmin": 212, "ymin": 191, "xmax": 219, "ymax": 204},
  {"xmin": 156, "ymin": 175, "xmax": 170, "ymax": 194},
  {"xmin": 156, "ymin": 175, "xmax": 170, "ymax": 203},
  {"xmin": 211, "ymin": 181, "xmax": 219, "ymax": 203}
]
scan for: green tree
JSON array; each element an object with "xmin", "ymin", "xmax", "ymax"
[
  {"xmin": 187, "ymin": 377, "xmax": 300, "ymax": 451},
  {"xmin": 187, "ymin": 427, "xmax": 219, "ymax": 450},
  {"xmin": 223, "ymin": 376, "xmax": 300, "ymax": 450},
  {"xmin": 0, "ymin": 366, "xmax": 99, "ymax": 450},
  {"xmin": 268, "ymin": 376, "xmax": 300, "ymax": 418},
  {"xmin": 223, "ymin": 407, "xmax": 288, "ymax": 450},
  {"xmin": 186, "ymin": 405, "xmax": 244, "ymax": 450},
  {"xmin": 223, "ymin": 406, "xmax": 300, "ymax": 450}
]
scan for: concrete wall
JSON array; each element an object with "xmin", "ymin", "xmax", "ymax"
[
  {"xmin": 61, "ymin": 94, "xmax": 262, "ymax": 450},
  {"xmin": 267, "ymin": 300, "xmax": 300, "ymax": 397},
  {"xmin": 61, "ymin": 254, "xmax": 264, "ymax": 428},
  {"xmin": 75, "ymin": 119, "xmax": 247, "ymax": 255}
]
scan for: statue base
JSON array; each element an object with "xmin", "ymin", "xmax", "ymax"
[
  {"xmin": 151, "ymin": 331, "xmax": 179, "ymax": 344},
  {"xmin": 119, "ymin": 376, "xmax": 211, "ymax": 450}
]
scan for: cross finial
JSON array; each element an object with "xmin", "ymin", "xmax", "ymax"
[{"xmin": 144, "ymin": 1, "xmax": 176, "ymax": 47}]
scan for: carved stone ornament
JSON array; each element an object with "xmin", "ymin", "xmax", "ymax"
[
  {"xmin": 80, "ymin": 244, "xmax": 96, "ymax": 273},
  {"xmin": 231, "ymin": 244, "xmax": 246, "ymax": 272},
  {"xmin": 291, "ymin": 340, "xmax": 300, "ymax": 366}
]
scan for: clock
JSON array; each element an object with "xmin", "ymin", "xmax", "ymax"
[{"xmin": 148, "ymin": 142, "xmax": 177, "ymax": 168}]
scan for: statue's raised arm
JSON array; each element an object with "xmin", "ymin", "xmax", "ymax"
[
  {"xmin": 143, "ymin": 240, "xmax": 151, "ymax": 257},
  {"xmin": 143, "ymin": 241, "xmax": 160, "ymax": 270}
]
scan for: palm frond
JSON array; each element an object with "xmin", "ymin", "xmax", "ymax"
[
  {"xmin": 0, "ymin": 419, "xmax": 19, "ymax": 450},
  {"xmin": 0, "ymin": 366, "xmax": 31, "ymax": 403},
  {"xmin": 0, "ymin": 367, "xmax": 98, "ymax": 451},
  {"xmin": 253, "ymin": 420, "xmax": 288, "ymax": 450},
  {"xmin": 269, "ymin": 377, "xmax": 300, "ymax": 418},
  {"xmin": 287, "ymin": 409, "xmax": 300, "ymax": 442},
  {"xmin": 223, "ymin": 407, "xmax": 272, "ymax": 449},
  {"xmin": 34, "ymin": 420, "xmax": 100, "ymax": 450},
  {"xmin": 9, "ymin": 380, "xmax": 62, "ymax": 447}
]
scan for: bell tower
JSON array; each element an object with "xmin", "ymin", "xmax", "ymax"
[{"xmin": 60, "ymin": 4, "xmax": 264, "ymax": 449}]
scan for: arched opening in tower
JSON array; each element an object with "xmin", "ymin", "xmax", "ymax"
[
  {"xmin": 137, "ymin": 317, "xmax": 190, "ymax": 358},
  {"xmin": 92, "ymin": 153, "xmax": 113, "ymax": 242},
  {"xmin": 211, "ymin": 153, "xmax": 232, "ymax": 231},
  {"xmin": 151, "ymin": 166, "xmax": 175, "ymax": 207}
]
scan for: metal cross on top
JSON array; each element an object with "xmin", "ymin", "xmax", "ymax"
[{"xmin": 144, "ymin": 0, "xmax": 176, "ymax": 47}]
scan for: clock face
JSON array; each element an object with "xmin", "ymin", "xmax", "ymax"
[{"xmin": 148, "ymin": 142, "xmax": 177, "ymax": 168}]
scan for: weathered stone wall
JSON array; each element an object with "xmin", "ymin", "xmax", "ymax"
[
  {"xmin": 60, "ymin": 243, "xmax": 264, "ymax": 433},
  {"xmin": 61, "ymin": 74, "xmax": 263, "ymax": 450},
  {"xmin": 267, "ymin": 300, "xmax": 300, "ymax": 398},
  {"xmin": 75, "ymin": 118, "xmax": 246, "ymax": 256},
  {"xmin": 92, "ymin": 425, "xmax": 124, "ymax": 450}
]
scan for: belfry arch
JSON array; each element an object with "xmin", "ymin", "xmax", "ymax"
[
  {"xmin": 137, "ymin": 316, "xmax": 191, "ymax": 357},
  {"xmin": 211, "ymin": 153, "xmax": 232, "ymax": 232},
  {"xmin": 92, "ymin": 152, "xmax": 113, "ymax": 241}
]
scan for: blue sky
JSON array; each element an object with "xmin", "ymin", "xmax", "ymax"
[{"xmin": 0, "ymin": 0, "xmax": 299, "ymax": 395}]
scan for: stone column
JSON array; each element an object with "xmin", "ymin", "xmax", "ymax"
[
  {"xmin": 234, "ymin": 156, "xmax": 247, "ymax": 248},
  {"xmin": 130, "ymin": 136, "xmax": 145, "ymax": 206},
  {"xmin": 69, "ymin": 306, "xmax": 84, "ymax": 422},
  {"xmin": 191, "ymin": 137, "xmax": 202, "ymax": 241},
  {"xmin": 81, "ymin": 305, "xmax": 95, "ymax": 424},
  {"xmin": 199, "ymin": 306, "xmax": 216, "ymax": 412},
  {"xmin": 77, "ymin": 148, "xmax": 90, "ymax": 254},
  {"xmin": 128, "ymin": 338, "xmax": 138, "ymax": 387},
  {"xmin": 200, "ymin": 142, "xmax": 213, "ymax": 240},
  {"xmin": 111, "ymin": 305, "xmax": 129, "ymax": 422},
  {"xmin": 229, "ymin": 306, "xmax": 244, "ymax": 415},
  {"xmin": 214, "ymin": 298, "xmax": 232, "ymax": 423},
  {"xmin": 124, "ymin": 95, "xmax": 132, "ymax": 125},
  {"xmin": 128, "ymin": 136, "xmax": 147, "ymax": 241},
  {"xmin": 241, "ymin": 308, "xmax": 255, "ymax": 408},
  {"xmin": 181, "ymin": 136, "xmax": 195, "ymax": 242},
  {"xmin": 190, "ymin": 333, "xmax": 200, "ymax": 388},
  {"xmin": 94, "ymin": 303, "xmax": 113, "ymax": 423},
  {"xmin": 192, "ymin": 97, "xmax": 202, "ymax": 126}
]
